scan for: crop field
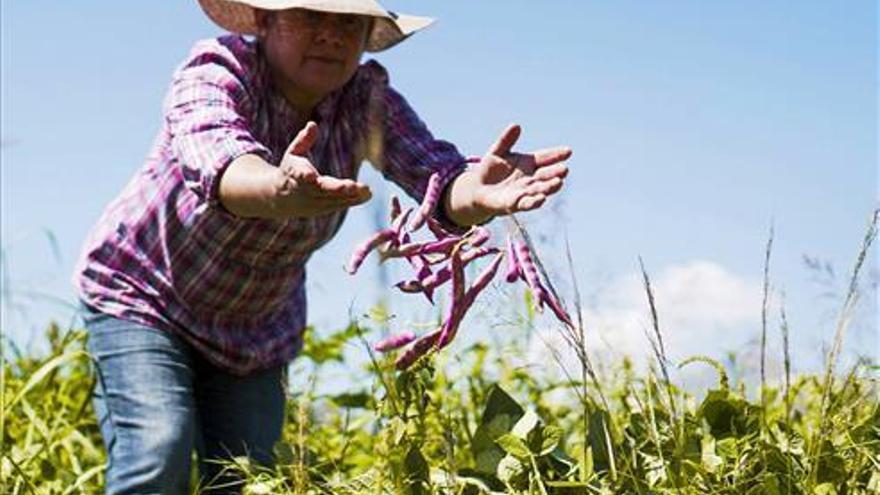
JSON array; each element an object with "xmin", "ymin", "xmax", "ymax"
[{"xmin": 2, "ymin": 212, "xmax": 878, "ymax": 494}]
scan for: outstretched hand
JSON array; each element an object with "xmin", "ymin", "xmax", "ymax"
[
  {"xmin": 471, "ymin": 124, "xmax": 571, "ymax": 217},
  {"xmin": 275, "ymin": 121, "xmax": 372, "ymax": 217}
]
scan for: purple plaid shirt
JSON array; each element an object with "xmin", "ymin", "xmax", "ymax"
[{"xmin": 73, "ymin": 35, "xmax": 468, "ymax": 375}]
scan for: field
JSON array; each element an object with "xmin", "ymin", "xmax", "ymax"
[{"xmin": 2, "ymin": 213, "xmax": 878, "ymax": 494}]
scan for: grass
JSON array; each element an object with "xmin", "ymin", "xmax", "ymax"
[{"xmin": 1, "ymin": 210, "xmax": 878, "ymax": 494}]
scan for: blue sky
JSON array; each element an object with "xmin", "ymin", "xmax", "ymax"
[{"xmin": 2, "ymin": 1, "xmax": 876, "ymax": 376}]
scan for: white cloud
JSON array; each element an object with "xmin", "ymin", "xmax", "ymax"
[{"xmin": 526, "ymin": 260, "xmax": 766, "ymax": 388}]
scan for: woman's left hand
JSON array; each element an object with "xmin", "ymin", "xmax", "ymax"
[{"xmin": 445, "ymin": 124, "xmax": 572, "ymax": 226}]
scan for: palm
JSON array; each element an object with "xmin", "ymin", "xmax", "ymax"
[
  {"xmin": 278, "ymin": 122, "xmax": 372, "ymax": 217},
  {"xmin": 474, "ymin": 125, "xmax": 571, "ymax": 215}
]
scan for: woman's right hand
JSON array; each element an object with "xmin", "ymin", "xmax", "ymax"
[
  {"xmin": 271, "ymin": 121, "xmax": 372, "ymax": 217},
  {"xmin": 219, "ymin": 122, "xmax": 372, "ymax": 219}
]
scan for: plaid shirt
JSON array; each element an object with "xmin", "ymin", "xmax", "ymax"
[{"xmin": 73, "ymin": 35, "xmax": 468, "ymax": 375}]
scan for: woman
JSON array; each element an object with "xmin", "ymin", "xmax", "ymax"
[{"xmin": 73, "ymin": 0, "xmax": 572, "ymax": 492}]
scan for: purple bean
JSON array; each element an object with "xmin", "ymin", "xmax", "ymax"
[
  {"xmin": 437, "ymin": 252, "xmax": 504, "ymax": 349},
  {"xmin": 395, "ymin": 329, "xmax": 441, "ymax": 370},
  {"xmin": 436, "ymin": 246, "xmax": 467, "ymax": 348},
  {"xmin": 395, "ymin": 280, "xmax": 423, "ymax": 293},
  {"xmin": 391, "ymin": 207, "xmax": 414, "ymax": 238},
  {"xmin": 408, "ymin": 246, "xmax": 498, "ymax": 295},
  {"xmin": 504, "ymin": 235, "xmax": 522, "ymax": 283},
  {"xmin": 422, "ymin": 245, "xmax": 497, "ymax": 266},
  {"xmin": 514, "ymin": 237, "xmax": 546, "ymax": 312},
  {"xmin": 427, "ymin": 218, "xmax": 454, "ymax": 239},
  {"xmin": 395, "ymin": 267, "xmax": 436, "ymax": 303},
  {"xmin": 409, "ymin": 172, "xmax": 443, "ymax": 231},
  {"xmin": 467, "ymin": 227, "xmax": 491, "ymax": 248},
  {"xmin": 389, "ymin": 195, "xmax": 401, "ymax": 222},
  {"xmin": 541, "ymin": 289, "xmax": 575, "ymax": 328},
  {"xmin": 373, "ymin": 331, "xmax": 417, "ymax": 352},
  {"xmin": 383, "ymin": 236, "xmax": 461, "ymax": 260},
  {"xmin": 346, "ymin": 228, "xmax": 397, "ymax": 275}
]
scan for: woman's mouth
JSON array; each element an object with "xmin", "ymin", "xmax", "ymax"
[{"xmin": 306, "ymin": 55, "xmax": 343, "ymax": 65}]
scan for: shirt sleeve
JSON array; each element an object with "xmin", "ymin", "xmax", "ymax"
[
  {"xmin": 163, "ymin": 39, "xmax": 271, "ymax": 209},
  {"xmin": 360, "ymin": 61, "xmax": 471, "ymax": 232}
]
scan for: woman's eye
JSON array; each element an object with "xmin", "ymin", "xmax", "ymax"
[
  {"xmin": 340, "ymin": 15, "xmax": 365, "ymax": 29},
  {"xmin": 302, "ymin": 11, "xmax": 323, "ymax": 26}
]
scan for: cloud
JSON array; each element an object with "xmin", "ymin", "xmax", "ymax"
[{"xmin": 526, "ymin": 260, "xmax": 765, "ymax": 387}]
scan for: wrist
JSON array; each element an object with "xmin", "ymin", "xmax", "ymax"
[{"xmin": 443, "ymin": 170, "xmax": 493, "ymax": 227}]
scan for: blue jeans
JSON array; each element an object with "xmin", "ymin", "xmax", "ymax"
[{"xmin": 81, "ymin": 303, "xmax": 286, "ymax": 494}]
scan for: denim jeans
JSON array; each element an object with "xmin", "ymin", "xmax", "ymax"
[{"xmin": 81, "ymin": 303, "xmax": 286, "ymax": 495}]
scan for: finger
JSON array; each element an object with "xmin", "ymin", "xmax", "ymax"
[
  {"xmin": 516, "ymin": 194, "xmax": 546, "ymax": 212},
  {"xmin": 289, "ymin": 161, "xmax": 320, "ymax": 184},
  {"xmin": 488, "ymin": 123, "xmax": 521, "ymax": 156},
  {"xmin": 533, "ymin": 163, "xmax": 568, "ymax": 181},
  {"xmin": 289, "ymin": 121, "xmax": 320, "ymax": 156},
  {"xmin": 531, "ymin": 146, "xmax": 572, "ymax": 168},
  {"xmin": 315, "ymin": 176, "xmax": 372, "ymax": 197},
  {"xmin": 526, "ymin": 177, "xmax": 564, "ymax": 197},
  {"xmin": 311, "ymin": 193, "xmax": 372, "ymax": 209}
]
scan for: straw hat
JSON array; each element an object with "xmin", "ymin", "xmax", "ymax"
[{"xmin": 198, "ymin": 0, "xmax": 434, "ymax": 52}]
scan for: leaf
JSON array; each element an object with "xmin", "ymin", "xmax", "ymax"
[
  {"xmin": 496, "ymin": 455, "xmax": 528, "ymax": 488},
  {"xmin": 523, "ymin": 290, "xmax": 535, "ymax": 322},
  {"xmin": 328, "ymin": 391, "xmax": 371, "ymax": 409},
  {"xmin": 482, "ymin": 385, "xmax": 525, "ymax": 423},
  {"xmin": 301, "ymin": 323, "xmax": 364, "ymax": 364},
  {"xmin": 511, "ymin": 410, "xmax": 541, "ymax": 440},
  {"xmin": 472, "ymin": 385, "xmax": 525, "ymax": 474},
  {"xmin": 697, "ymin": 389, "xmax": 753, "ymax": 439},
  {"xmin": 700, "ymin": 435, "xmax": 723, "ymax": 474},
  {"xmin": 404, "ymin": 446, "xmax": 430, "ymax": 495},
  {"xmin": 812, "ymin": 483, "xmax": 837, "ymax": 495},
  {"xmin": 366, "ymin": 303, "xmax": 393, "ymax": 324},
  {"xmin": 588, "ymin": 410, "xmax": 613, "ymax": 474},
  {"xmin": 538, "ymin": 426, "xmax": 563, "ymax": 457},
  {"xmin": 545, "ymin": 480, "xmax": 590, "ymax": 488},
  {"xmin": 815, "ymin": 441, "xmax": 847, "ymax": 485},
  {"xmin": 495, "ymin": 434, "xmax": 531, "ymax": 460},
  {"xmin": 386, "ymin": 417, "xmax": 407, "ymax": 446},
  {"xmin": 4, "ymin": 350, "xmax": 90, "ymax": 414}
]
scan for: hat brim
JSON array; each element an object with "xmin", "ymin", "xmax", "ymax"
[{"xmin": 198, "ymin": 0, "xmax": 433, "ymax": 52}]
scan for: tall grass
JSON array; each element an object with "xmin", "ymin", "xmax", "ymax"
[{"xmin": 1, "ymin": 211, "xmax": 878, "ymax": 494}]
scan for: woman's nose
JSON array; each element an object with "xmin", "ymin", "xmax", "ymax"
[{"xmin": 313, "ymin": 20, "xmax": 344, "ymax": 46}]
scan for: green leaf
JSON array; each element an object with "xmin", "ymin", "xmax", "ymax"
[
  {"xmin": 366, "ymin": 303, "xmax": 393, "ymax": 324},
  {"xmin": 523, "ymin": 290, "xmax": 536, "ymax": 322},
  {"xmin": 539, "ymin": 426, "xmax": 563, "ymax": 457},
  {"xmin": 588, "ymin": 410, "xmax": 614, "ymax": 474},
  {"xmin": 511, "ymin": 410, "xmax": 541, "ymax": 440},
  {"xmin": 812, "ymin": 483, "xmax": 837, "ymax": 495},
  {"xmin": 496, "ymin": 455, "xmax": 528, "ymax": 488},
  {"xmin": 700, "ymin": 435, "xmax": 723, "ymax": 474},
  {"xmin": 482, "ymin": 385, "xmax": 525, "ymax": 424},
  {"xmin": 4, "ymin": 350, "xmax": 90, "ymax": 414},
  {"xmin": 404, "ymin": 446, "xmax": 430, "ymax": 495},
  {"xmin": 697, "ymin": 389, "xmax": 754, "ymax": 439},
  {"xmin": 545, "ymin": 480, "xmax": 590, "ymax": 488},
  {"xmin": 815, "ymin": 441, "xmax": 847, "ymax": 485},
  {"xmin": 496, "ymin": 434, "xmax": 532, "ymax": 460},
  {"xmin": 328, "ymin": 391, "xmax": 371, "ymax": 409},
  {"xmin": 472, "ymin": 385, "xmax": 525, "ymax": 474},
  {"xmin": 301, "ymin": 323, "xmax": 365, "ymax": 364}
]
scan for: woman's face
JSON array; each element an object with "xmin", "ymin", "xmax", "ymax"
[{"xmin": 258, "ymin": 9, "xmax": 371, "ymax": 110}]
